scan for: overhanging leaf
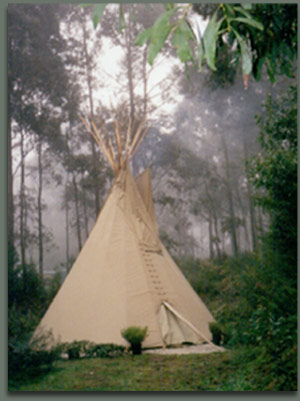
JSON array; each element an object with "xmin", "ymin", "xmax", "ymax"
[
  {"xmin": 231, "ymin": 17, "xmax": 263, "ymax": 31},
  {"xmin": 233, "ymin": 6, "xmax": 252, "ymax": 19},
  {"xmin": 242, "ymin": 3, "xmax": 252, "ymax": 11},
  {"xmin": 147, "ymin": 8, "xmax": 177, "ymax": 65},
  {"xmin": 172, "ymin": 25, "xmax": 193, "ymax": 63},
  {"xmin": 179, "ymin": 19, "xmax": 195, "ymax": 41},
  {"xmin": 135, "ymin": 28, "xmax": 152, "ymax": 46},
  {"xmin": 224, "ymin": 4, "xmax": 235, "ymax": 17},
  {"xmin": 232, "ymin": 28, "xmax": 252, "ymax": 75},
  {"xmin": 164, "ymin": 3, "xmax": 175, "ymax": 11},
  {"xmin": 197, "ymin": 42, "xmax": 204, "ymax": 72},
  {"xmin": 118, "ymin": 4, "xmax": 126, "ymax": 32},
  {"xmin": 92, "ymin": 3, "xmax": 107, "ymax": 29},
  {"xmin": 203, "ymin": 11, "xmax": 224, "ymax": 71},
  {"xmin": 148, "ymin": 27, "xmax": 172, "ymax": 65}
]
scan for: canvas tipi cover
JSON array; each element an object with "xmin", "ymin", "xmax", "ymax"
[{"xmin": 34, "ymin": 166, "xmax": 214, "ymax": 348}]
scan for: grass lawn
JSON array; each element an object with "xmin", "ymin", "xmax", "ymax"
[{"xmin": 9, "ymin": 349, "xmax": 260, "ymax": 392}]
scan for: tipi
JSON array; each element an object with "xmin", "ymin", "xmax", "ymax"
[{"xmin": 34, "ymin": 111, "xmax": 215, "ymax": 349}]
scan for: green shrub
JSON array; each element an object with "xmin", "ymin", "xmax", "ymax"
[
  {"xmin": 63, "ymin": 341, "xmax": 91, "ymax": 360},
  {"xmin": 88, "ymin": 343, "xmax": 125, "ymax": 358},
  {"xmin": 61, "ymin": 341, "xmax": 126, "ymax": 359},
  {"xmin": 8, "ymin": 331, "xmax": 60, "ymax": 384},
  {"xmin": 121, "ymin": 326, "xmax": 148, "ymax": 355},
  {"xmin": 66, "ymin": 341, "xmax": 82, "ymax": 360}
]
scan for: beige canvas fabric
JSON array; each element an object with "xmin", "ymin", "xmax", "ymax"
[
  {"xmin": 34, "ymin": 166, "xmax": 214, "ymax": 348},
  {"xmin": 135, "ymin": 168, "xmax": 157, "ymax": 228}
]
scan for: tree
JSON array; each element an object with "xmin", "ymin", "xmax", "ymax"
[
  {"xmin": 249, "ymin": 85, "xmax": 297, "ymax": 282},
  {"xmin": 8, "ymin": 4, "xmax": 72, "ymax": 271}
]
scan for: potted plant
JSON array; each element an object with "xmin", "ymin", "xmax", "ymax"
[{"xmin": 121, "ymin": 326, "xmax": 148, "ymax": 355}]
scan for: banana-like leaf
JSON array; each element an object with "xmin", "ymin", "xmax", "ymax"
[
  {"xmin": 231, "ymin": 17, "xmax": 263, "ymax": 31},
  {"xmin": 232, "ymin": 28, "xmax": 252, "ymax": 75},
  {"xmin": 135, "ymin": 28, "xmax": 152, "ymax": 46},
  {"xmin": 203, "ymin": 11, "xmax": 224, "ymax": 71},
  {"xmin": 147, "ymin": 8, "xmax": 177, "ymax": 65},
  {"xmin": 92, "ymin": 3, "xmax": 107, "ymax": 29},
  {"xmin": 172, "ymin": 20, "xmax": 194, "ymax": 63}
]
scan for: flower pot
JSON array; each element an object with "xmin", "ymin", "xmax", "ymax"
[{"xmin": 131, "ymin": 343, "xmax": 142, "ymax": 355}]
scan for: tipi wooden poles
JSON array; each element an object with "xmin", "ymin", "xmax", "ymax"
[{"xmin": 81, "ymin": 109, "xmax": 150, "ymax": 174}]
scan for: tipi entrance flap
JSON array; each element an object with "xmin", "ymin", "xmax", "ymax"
[{"xmin": 157, "ymin": 301, "xmax": 206, "ymax": 346}]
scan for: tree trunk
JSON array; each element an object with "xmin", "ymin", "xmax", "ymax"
[
  {"xmin": 220, "ymin": 132, "xmax": 239, "ymax": 256},
  {"xmin": 212, "ymin": 213, "xmax": 221, "ymax": 258},
  {"xmin": 235, "ymin": 183, "xmax": 251, "ymax": 251},
  {"xmin": 8, "ymin": 108, "xmax": 14, "ymax": 258},
  {"xmin": 20, "ymin": 126, "xmax": 26, "ymax": 266},
  {"xmin": 257, "ymin": 205, "xmax": 265, "ymax": 237},
  {"xmin": 72, "ymin": 173, "xmax": 82, "ymax": 252},
  {"xmin": 37, "ymin": 135, "xmax": 44, "ymax": 279},
  {"xmin": 8, "ymin": 34, "xmax": 15, "ymax": 262},
  {"xmin": 208, "ymin": 213, "xmax": 215, "ymax": 259},
  {"xmin": 243, "ymin": 139, "xmax": 258, "ymax": 251},
  {"xmin": 81, "ymin": 177, "xmax": 89, "ymax": 239},
  {"xmin": 125, "ymin": 5, "xmax": 135, "ymax": 120},
  {"xmin": 203, "ymin": 178, "xmax": 221, "ymax": 258},
  {"xmin": 247, "ymin": 181, "xmax": 258, "ymax": 251},
  {"xmin": 221, "ymin": 231, "xmax": 226, "ymax": 256},
  {"xmin": 65, "ymin": 176, "xmax": 70, "ymax": 273},
  {"xmin": 82, "ymin": 21, "xmax": 100, "ymax": 217}
]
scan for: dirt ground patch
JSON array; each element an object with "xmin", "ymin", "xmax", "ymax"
[{"xmin": 143, "ymin": 343, "xmax": 226, "ymax": 355}]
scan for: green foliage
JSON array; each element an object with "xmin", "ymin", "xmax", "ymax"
[
  {"xmin": 84, "ymin": 3, "xmax": 297, "ymax": 86},
  {"xmin": 86, "ymin": 343, "xmax": 125, "ymax": 359},
  {"xmin": 64, "ymin": 341, "xmax": 82, "ymax": 360},
  {"xmin": 249, "ymin": 85, "xmax": 297, "ymax": 280},
  {"xmin": 248, "ymin": 4, "xmax": 297, "ymax": 82},
  {"xmin": 61, "ymin": 341, "xmax": 125, "ymax": 359},
  {"xmin": 8, "ymin": 4, "xmax": 72, "ymax": 126},
  {"xmin": 121, "ymin": 326, "xmax": 148, "ymax": 345},
  {"xmin": 202, "ymin": 10, "xmax": 224, "ymax": 71},
  {"xmin": 172, "ymin": 20, "xmax": 194, "ymax": 63},
  {"xmin": 8, "ymin": 245, "xmax": 64, "ymax": 387},
  {"xmin": 45, "ymin": 270, "xmax": 63, "ymax": 303},
  {"xmin": 8, "ymin": 337, "xmax": 60, "ymax": 385},
  {"xmin": 92, "ymin": 4, "xmax": 107, "ymax": 29},
  {"xmin": 145, "ymin": 8, "xmax": 178, "ymax": 66},
  {"xmin": 8, "ymin": 262, "xmax": 48, "ymax": 315},
  {"xmin": 134, "ymin": 3, "xmax": 264, "ymax": 78},
  {"xmin": 134, "ymin": 27, "xmax": 152, "ymax": 46},
  {"xmin": 178, "ymin": 252, "xmax": 297, "ymax": 390},
  {"xmin": 9, "ymin": 345, "xmax": 296, "ymax": 391},
  {"xmin": 121, "ymin": 326, "xmax": 148, "ymax": 355},
  {"xmin": 89, "ymin": 3, "xmax": 266, "ymax": 80},
  {"xmin": 231, "ymin": 27, "xmax": 252, "ymax": 75},
  {"xmin": 8, "ymin": 305, "xmax": 60, "ymax": 386}
]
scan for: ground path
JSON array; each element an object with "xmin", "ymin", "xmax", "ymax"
[{"xmin": 144, "ymin": 343, "xmax": 226, "ymax": 355}]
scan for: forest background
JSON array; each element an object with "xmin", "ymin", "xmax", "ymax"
[{"xmin": 7, "ymin": 3, "xmax": 297, "ymax": 391}]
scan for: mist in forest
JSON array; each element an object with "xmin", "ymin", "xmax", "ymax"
[{"xmin": 8, "ymin": 3, "xmax": 293, "ymax": 274}]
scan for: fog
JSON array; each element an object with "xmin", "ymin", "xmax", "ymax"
[{"xmin": 9, "ymin": 3, "xmax": 293, "ymax": 275}]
